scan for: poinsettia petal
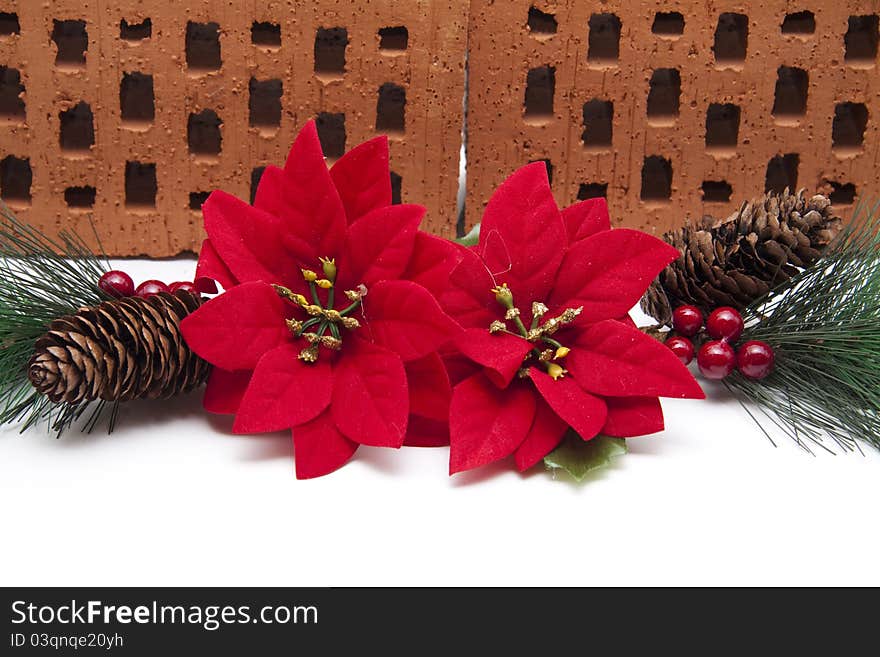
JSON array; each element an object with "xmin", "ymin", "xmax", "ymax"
[
  {"xmin": 568, "ymin": 319, "xmax": 705, "ymax": 399},
  {"xmin": 293, "ymin": 411, "xmax": 359, "ymax": 480},
  {"xmin": 562, "ymin": 198, "xmax": 611, "ymax": 243},
  {"xmin": 449, "ymin": 373, "xmax": 537, "ymax": 474},
  {"xmin": 203, "ymin": 368, "xmax": 252, "ymax": 415},
  {"xmin": 530, "ymin": 367, "xmax": 607, "ymax": 443},
  {"xmin": 440, "ymin": 246, "xmax": 496, "ymax": 329},
  {"xmin": 454, "ymin": 327, "xmax": 532, "ymax": 388},
  {"xmin": 363, "ymin": 280, "xmax": 460, "ymax": 361},
  {"xmin": 514, "ymin": 396, "xmax": 568, "ymax": 471},
  {"xmin": 602, "ymin": 396, "xmax": 665, "ymax": 437},
  {"xmin": 194, "ymin": 239, "xmax": 232, "ymax": 291},
  {"xmin": 404, "ymin": 416, "xmax": 450, "ymax": 447},
  {"xmin": 252, "ymin": 165, "xmax": 286, "ymax": 215},
  {"xmin": 232, "ymin": 343, "xmax": 332, "ymax": 434},
  {"xmin": 281, "ymin": 120, "xmax": 347, "ymax": 257},
  {"xmin": 180, "ymin": 281, "xmax": 289, "ymax": 371},
  {"xmin": 405, "ymin": 352, "xmax": 451, "ymax": 422},
  {"xmin": 331, "ymin": 338, "xmax": 408, "ymax": 447},
  {"xmin": 478, "ymin": 162, "xmax": 565, "ymax": 302},
  {"xmin": 340, "ymin": 204, "xmax": 423, "ymax": 287},
  {"xmin": 549, "ymin": 229, "xmax": 680, "ymax": 322},
  {"xmin": 329, "ymin": 135, "xmax": 392, "ymax": 223},
  {"xmin": 403, "ymin": 232, "xmax": 462, "ymax": 298}
]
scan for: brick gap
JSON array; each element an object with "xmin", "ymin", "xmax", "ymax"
[
  {"xmin": 705, "ymin": 103, "xmax": 741, "ymax": 149},
  {"xmin": 0, "ymin": 155, "xmax": 31, "ymax": 204},
  {"xmin": 250, "ymin": 166, "xmax": 266, "ymax": 205},
  {"xmin": 189, "ymin": 191, "xmax": 210, "ymax": 211},
  {"xmin": 185, "ymin": 22, "xmax": 222, "ymax": 72},
  {"xmin": 0, "ymin": 66, "xmax": 25, "ymax": 121},
  {"xmin": 578, "ymin": 183, "xmax": 608, "ymax": 200},
  {"xmin": 120, "ymin": 72, "xmax": 155, "ymax": 125},
  {"xmin": 120, "ymin": 18, "xmax": 151, "ymax": 41},
  {"xmin": 529, "ymin": 158, "xmax": 553, "ymax": 185},
  {"xmin": 523, "ymin": 66, "xmax": 555, "ymax": 124},
  {"xmin": 52, "ymin": 19, "xmax": 88, "ymax": 67},
  {"xmin": 652, "ymin": 12, "xmax": 684, "ymax": 36},
  {"xmin": 828, "ymin": 181, "xmax": 856, "ymax": 205},
  {"xmin": 314, "ymin": 27, "xmax": 348, "ymax": 78},
  {"xmin": 59, "ymin": 101, "xmax": 95, "ymax": 152},
  {"xmin": 713, "ymin": 13, "xmax": 748, "ymax": 63},
  {"xmin": 251, "ymin": 21, "xmax": 281, "ymax": 47},
  {"xmin": 641, "ymin": 156, "xmax": 673, "ymax": 201},
  {"xmin": 845, "ymin": 15, "xmax": 879, "ymax": 64},
  {"xmin": 65, "ymin": 185, "xmax": 96, "ymax": 208},
  {"xmin": 764, "ymin": 154, "xmax": 799, "ymax": 194},
  {"xmin": 772, "ymin": 66, "xmax": 808, "ymax": 119},
  {"xmin": 390, "ymin": 171, "xmax": 402, "ymax": 204},
  {"xmin": 527, "ymin": 7, "xmax": 557, "ymax": 36},
  {"xmin": 0, "ymin": 12, "xmax": 20, "ymax": 36},
  {"xmin": 647, "ymin": 69, "xmax": 681, "ymax": 119},
  {"xmin": 316, "ymin": 112, "xmax": 346, "ymax": 159},
  {"xmin": 249, "ymin": 78, "xmax": 282, "ymax": 130},
  {"xmin": 379, "ymin": 26, "xmax": 408, "ymax": 51},
  {"xmin": 702, "ymin": 180, "xmax": 732, "ymax": 203},
  {"xmin": 832, "ymin": 102, "xmax": 868, "ymax": 150},
  {"xmin": 376, "ymin": 83, "xmax": 406, "ymax": 136},
  {"xmin": 588, "ymin": 13, "xmax": 621, "ymax": 63},
  {"xmin": 581, "ymin": 99, "xmax": 613, "ymax": 148},
  {"xmin": 187, "ymin": 109, "xmax": 222, "ymax": 156},
  {"xmin": 125, "ymin": 161, "xmax": 157, "ymax": 208},
  {"xmin": 781, "ymin": 11, "xmax": 815, "ymax": 35}
]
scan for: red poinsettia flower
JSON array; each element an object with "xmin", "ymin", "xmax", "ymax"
[
  {"xmin": 181, "ymin": 121, "xmax": 460, "ymax": 478},
  {"xmin": 441, "ymin": 162, "xmax": 704, "ymax": 474}
]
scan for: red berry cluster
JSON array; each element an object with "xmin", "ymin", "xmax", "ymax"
[
  {"xmin": 98, "ymin": 270, "xmax": 197, "ymax": 299},
  {"xmin": 665, "ymin": 305, "xmax": 775, "ymax": 381}
]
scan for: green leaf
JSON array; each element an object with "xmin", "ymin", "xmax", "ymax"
[
  {"xmin": 455, "ymin": 222, "xmax": 480, "ymax": 247},
  {"xmin": 543, "ymin": 432, "xmax": 626, "ymax": 482}
]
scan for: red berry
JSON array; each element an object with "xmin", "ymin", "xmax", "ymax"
[
  {"xmin": 672, "ymin": 305, "xmax": 703, "ymax": 337},
  {"xmin": 737, "ymin": 340, "xmax": 775, "ymax": 380},
  {"xmin": 697, "ymin": 340, "xmax": 736, "ymax": 380},
  {"xmin": 98, "ymin": 270, "xmax": 135, "ymax": 298},
  {"xmin": 706, "ymin": 307, "xmax": 744, "ymax": 342},
  {"xmin": 135, "ymin": 280, "xmax": 170, "ymax": 298},
  {"xmin": 169, "ymin": 281, "xmax": 197, "ymax": 294},
  {"xmin": 665, "ymin": 336, "xmax": 695, "ymax": 365}
]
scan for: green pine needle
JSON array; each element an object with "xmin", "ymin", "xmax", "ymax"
[{"xmin": 725, "ymin": 199, "xmax": 880, "ymax": 454}]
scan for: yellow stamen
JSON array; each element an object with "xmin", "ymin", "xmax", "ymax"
[
  {"xmin": 301, "ymin": 269, "xmax": 318, "ymax": 282},
  {"xmin": 554, "ymin": 346, "xmax": 570, "ymax": 359},
  {"xmin": 315, "ymin": 279, "xmax": 333, "ymax": 289},
  {"xmin": 546, "ymin": 363, "xmax": 567, "ymax": 380}
]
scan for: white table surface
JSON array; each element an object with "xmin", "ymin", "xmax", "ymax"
[{"xmin": 1, "ymin": 258, "xmax": 877, "ymax": 587}]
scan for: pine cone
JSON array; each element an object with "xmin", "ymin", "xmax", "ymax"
[
  {"xmin": 641, "ymin": 189, "xmax": 842, "ymax": 324},
  {"xmin": 27, "ymin": 291, "xmax": 210, "ymax": 405}
]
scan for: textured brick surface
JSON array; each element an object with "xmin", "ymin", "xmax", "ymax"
[
  {"xmin": 0, "ymin": 1, "xmax": 466, "ymax": 255},
  {"xmin": 466, "ymin": 1, "xmax": 880, "ymax": 235}
]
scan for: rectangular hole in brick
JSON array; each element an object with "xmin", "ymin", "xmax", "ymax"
[
  {"xmin": 588, "ymin": 14, "xmax": 621, "ymax": 62},
  {"xmin": 0, "ymin": 66, "xmax": 25, "ymax": 121},
  {"xmin": 781, "ymin": 11, "xmax": 815, "ymax": 35},
  {"xmin": 314, "ymin": 27, "xmax": 348, "ymax": 77},
  {"xmin": 530, "ymin": 159, "xmax": 553, "ymax": 185},
  {"xmin": 772, "ymin": 66, "xmax": 808, "ymax": 118},
  {"xmin": 527, "ymin": 7, "xmax": 557, "ymax": 36},
  {"xmin": 189, "ymin": 191, "xmax": 210, "ymax": 211},
  {"xmin": 59, "ymin": 101, "xmax": 95, "ymax": 152},
  {"xmin": 251, "ymin": 21, "xmax": 281, "ymax": 47},
  {"xmin": 188, "ymin": 109, "xmax": 222, "ymax": 156},
  {"xmin": 390, "ymin": 171, "xmax": 402, "ymax": 204},
  {"xmin": 120, "ymin": 72, "xmax": 154, "ymax": 124},
  {"xmin": 52, "ymin": 19, "xmax": 88, "ymax": 66},
  {"xmin": 705, "ymin": 103, "xmax": 741, "ymax": 148},
  {"xmin": 832, "ymin": 102, "xmax": 868, "ymax": 150},
  {"xmin": 379, "ymin": 26, "xmax": 408, "ymax": 51},
  {"xmin": 652, "ymin": 12, "xmax": 684, "ymax": 36},
  {"xmin": 764, "ymin": 154, "xmax": 799, "ymax": 194},
  {"xmin": 713, "ymin": 13, "xmax": 748, "ymax": 63},
  {"xmin": 846, "ymin": 16, "xmax": 879, "ymax": 63},
  {"xmin": 120, "ymin": 18, "xmax": 151, "ymax": 41},
  {"xmin": 581, "ymin": 99, "xmax": 613, "ymax": 147},
  {"xmin": 523, "ymin": 66, "xmax": 555, "ymax": 123},
  {"xmin": 578, "ymin": 183, "xmax": 608, "ymax": 200},
  {"xmin": 0, "ymin": 12, "xmax": 20, "ymax": 36},
  {"xmin": 316, "ymin": 112, "xmax": 346, "ymax": 158},
  {"xmin": 250, "ymin": 166, "xmax": 266, "ymax": 205},
  {"xmin": 185, "ymin": 21, "xmax": 221, "ymax": 71},
  {"xmin": 702, "ymin": 180, "xmax": 732, "ymax": 203},
  {"xmin": 249, "ymin": 78, "xmax": 282, "ymax": 130},
  {"xmin": 376, "ymin": 83, "xmax": 406, "ymax": 135},
  {"xmin": 828, "ymin": 182, "xmax": 856, "ymax": 205},
  {"xmin": 65, "ymin": 185, "xmax": 96, "ymax": 208},
  {"xmin": 125, "ymin": 162, "xmax": 156, "ymax": 208},
  {"xmin": 647, "ymin": 69, "xmax": 681, "ymax": 119},
  {"xmin": 640, "ymin": 156, "xmax": 673, "ymax": 201},
  {"xmin": 0, "ymin": 156, "xmax": 31, "ymax": 204}
]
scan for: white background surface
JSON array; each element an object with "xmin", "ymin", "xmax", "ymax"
[{"xmin": 1, "ymin": 258, "xmax": 878, "ymax": 587}]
